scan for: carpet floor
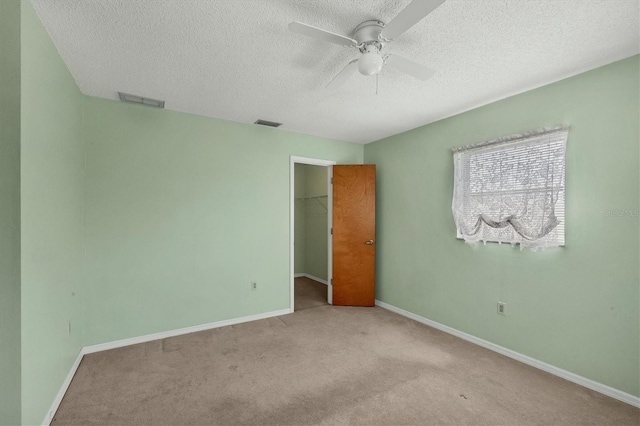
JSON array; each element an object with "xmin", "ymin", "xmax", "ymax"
[
  {"xmin": 52, "ymin": 279, "xmax": 639, "ymax": 425},
  {"xmin": 294, "ymin": 276, "xmax": 328, "ymax": 311}
]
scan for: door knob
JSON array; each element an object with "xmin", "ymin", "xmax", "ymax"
[{"xmin": 365, "ymin": 240, "xmax": 374, "ymax": 245}]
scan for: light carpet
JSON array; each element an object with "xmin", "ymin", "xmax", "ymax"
[{"xmin": 52, "ymin": 280, "xmax": 639, "ymax": 425}]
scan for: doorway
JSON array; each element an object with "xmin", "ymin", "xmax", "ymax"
[{"xmin": 289, "ymin": 156, "xmax": 335, "ymax": 312}]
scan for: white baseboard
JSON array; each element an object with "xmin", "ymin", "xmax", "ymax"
[
  {"xmin": 42, "ymin": 350, "xmax": 84, "ymax": 426},
  {"xmin": 294, "ymin": 273, "xmax": 328, "ymax": 285},
  {"xmin": 43, "ymin": 308, "xmax": 291, "ymax": 424},
  {"xmin": 375, "ymin": 300, "xmax": 640, "ymax": 408},
  {"xmin": 83, "ymin": 308, "xmax": 291, "ymax": 354}
]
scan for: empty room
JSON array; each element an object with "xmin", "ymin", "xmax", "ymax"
[{"xmin": 1, "ymin": 0, "xmax": 639, "ymax": 424}]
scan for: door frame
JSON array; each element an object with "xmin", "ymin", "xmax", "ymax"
[{"xmin": 290, "ymin": 156, "xmax": 336, "ymax": 313}]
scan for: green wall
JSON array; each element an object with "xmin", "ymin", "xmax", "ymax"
[
  {"xmin": 294, "ymin": 164, "xmax": 307, "ymax": 274},
  {"xmin": 0, "ymin": 0, "xmax": 22, "ymax": 423},
  {"xmin": 303, "ymin": 165, "xmax": 328, "ymax": 281},
  {"xmin": 294, "ymin": 164, "xmax": 329, "ymax": 281},
  {"xmin": 82, "ymin": 97, "xmax": 363, "ymax": 346},
  {"xmin": 364, "ymin": 56, "xmax": 640, "ymax": 397},
  {"xmin": 20, "ymin": 1, "xmax": 86, "ymax": 424}
]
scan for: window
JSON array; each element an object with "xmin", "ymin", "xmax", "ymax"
[{"xmin": 452, "ymin": 126, "xmax": 568, "ymax": 250}]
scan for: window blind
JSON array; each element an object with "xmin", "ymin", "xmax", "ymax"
[{"xmin": 452, "ymin": 126, "xmax": 568, "ymax": 250}]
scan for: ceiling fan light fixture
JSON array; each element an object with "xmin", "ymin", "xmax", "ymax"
[{"xmin": 358, "ymin": 45, "xmax": 384, "ymax": 76}]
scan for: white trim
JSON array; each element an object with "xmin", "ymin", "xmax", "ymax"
[
  {"xmin": 83, "ymin": 309, "xmax": 290, "ymax": 354},
  {"xmin": 375, "ymin": 300, "xmax": 640, "ymax": 408},
  {"xmin": 290, "ymin": 156, "xmax": 335, "ymax": 313},
  {"xmin": 290, "ymin": 156, "xmax": 336, "ymax": 168},
  {"xmin": 327, "ymin": 165, "xmax": 333, "ymax": 305},
  {"xmin": 42, "ymin": 350, "xmax": 84, "ymax": 425},
  {"xmin": 294, "ymin": 273, "xmax": 328, "ymax": 285}
]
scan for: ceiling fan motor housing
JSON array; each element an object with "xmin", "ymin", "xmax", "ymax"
[{"xmin": 354, "ymin": 20, "xmax": 385, "ymax": 53}]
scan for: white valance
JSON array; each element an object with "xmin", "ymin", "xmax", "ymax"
[{"xmin": 452, "ymin": 126, "xmax": 568, "ymax": 250}]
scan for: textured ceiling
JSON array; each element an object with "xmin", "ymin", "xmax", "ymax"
[{"xmin": 31, "ymin": 0, "xmax": 639, "ymax": 144}]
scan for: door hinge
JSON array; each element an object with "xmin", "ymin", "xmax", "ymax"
[
  {"xmin": 331, "ymin": 228, "xmax": 333, "ymax": 235},
  {"xmin": 331, "ymin": 177, "xmax": 333, "ymax": 184}
]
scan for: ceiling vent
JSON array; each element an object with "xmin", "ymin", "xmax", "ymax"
[
  {"xmin": 118, "ymin": 92, "xmax": 165, "ymax": 108},
  {"xmin": 254, "ymin": 119, "xmax": 282, "ymax": 128}
]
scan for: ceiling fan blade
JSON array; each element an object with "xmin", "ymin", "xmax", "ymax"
[
  {"xmin": 385, "ymin": 55, "xmax": 435, "ymax": 81},
  {"xmin": 289, "ymin": 21, "xmax": 358, "ymax": 48},
  {"xmin": 380, "ymin": 0, "xmax": 446, "ymax": 41},
  {"xmin": 326, "ymin": 59, "xmax": 359, "ymax": 89}
]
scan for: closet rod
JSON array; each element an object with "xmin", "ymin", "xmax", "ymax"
[{"xmin": 296, "ymin": 195, "xmax": 328, "ymax": 200}]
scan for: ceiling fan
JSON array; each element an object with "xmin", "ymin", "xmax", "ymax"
[{"xmin": 288, "ymin": 0, "xmax": 445, "ymax": 89}]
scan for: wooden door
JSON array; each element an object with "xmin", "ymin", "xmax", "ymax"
[{"xmin": 332, "ymin": 165, "xmax": 376, "ymax": 306}]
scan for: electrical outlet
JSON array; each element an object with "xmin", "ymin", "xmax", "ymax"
[
  {"xmin": 497, "ymin": 301, "xmax": 506, "ymax": 316},
  {"xmin": 251, "ymin": 281, "xmax": 257, "ymax": 291}
]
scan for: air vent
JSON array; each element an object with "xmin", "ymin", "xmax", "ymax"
[
  {"xmin": 118, "ymin": 92, "xmax": 165, "ymax": 108},
  {"xmin": 254, "ymin": 119, "xmax": 282, "ymax": 128}
]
